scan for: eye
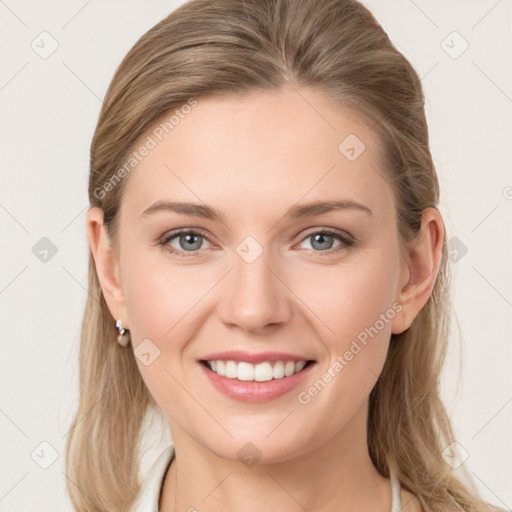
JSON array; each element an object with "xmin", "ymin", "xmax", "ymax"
[
  {"xmin": 297, "ymin": 229, "xmax": 354, "ymax": 254},
  {"xmin": 159, "ymin": 229, "xmax": 213, "ymax": 257},
  {"xmin": 159, "ymin": 227, "xmax": 354, "ymax": 259}
]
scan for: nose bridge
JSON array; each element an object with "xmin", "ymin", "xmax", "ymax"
[{"xmin": 218, "ymin": 236, "xmax": 291, "ymax": 332}]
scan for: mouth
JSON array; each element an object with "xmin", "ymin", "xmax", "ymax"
[
  {"xmin": 198, "ymin": 357, "xmax": 317, "ymax": 403},
  {"xmin": 199, "ymin": 359, "xmax": 316, "ymax": 382}
]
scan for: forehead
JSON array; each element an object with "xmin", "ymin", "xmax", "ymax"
[{"xmin": 121, "ymin": 87, "xmax": 393, "ymax": 220}]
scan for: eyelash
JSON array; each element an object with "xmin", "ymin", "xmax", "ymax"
[{"xmin": 158, "ymin": 228, "xmax": 354, "ymax": 259}]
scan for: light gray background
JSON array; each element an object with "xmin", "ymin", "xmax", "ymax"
[{"xmin": 1, "ymin": 1, "xmax": 511, "ymax": 510}]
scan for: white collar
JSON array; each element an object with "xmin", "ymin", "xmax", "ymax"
[{"xmin": 130, "ymin": 444, "xmax": 175, "ymax": 512}]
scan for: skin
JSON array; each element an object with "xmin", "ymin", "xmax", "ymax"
[{"xmin": 88, "ymin": 86, "xmax": 443, "ymax": 511}]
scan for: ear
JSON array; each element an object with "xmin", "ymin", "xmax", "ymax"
[
  {"xmin": 391, "ymin": 207, "xmax": 445, "ymax": 335},
  {"xmin": 86, "ymin": 207, "xmax": 129, "ymax": 328}
]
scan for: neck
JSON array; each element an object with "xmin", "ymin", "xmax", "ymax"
[{"xmin": 159, "ymin": 403, "xmax": 392, "ymax": 512}]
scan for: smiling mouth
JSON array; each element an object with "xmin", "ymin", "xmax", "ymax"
[{"xmin": 199, "ymin": 359, "xmax": 316, "ymax": 382}]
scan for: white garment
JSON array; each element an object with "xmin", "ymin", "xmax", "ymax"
[{"xmin": 130, "ymin": 444, "xmax": 402, "ymax": 512}]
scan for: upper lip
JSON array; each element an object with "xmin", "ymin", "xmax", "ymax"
[{"xmin": 199, "ymin": 351, "xmax": 315, "ymax": 365}]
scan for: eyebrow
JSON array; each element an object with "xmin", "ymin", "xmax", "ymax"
[{"xmin": 141, "ymin": 199, "xmax": 372, "ymax": 221}]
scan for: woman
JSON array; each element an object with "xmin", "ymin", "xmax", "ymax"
[{"xmin": 65, "ymin": 0, "xmax": 505, "ymax": 510}]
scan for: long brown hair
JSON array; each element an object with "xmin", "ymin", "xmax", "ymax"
[{"xmin": 65, "ymin": 1, "xmax": 504, "ymax": 510}]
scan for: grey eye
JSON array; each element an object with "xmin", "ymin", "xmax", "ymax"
[
  {"xmin": 170, "ymin": 232, "xmax": 206, "ymax": 251},
  {"xmin": 301, "ymin": 232, "xmax": 342, "ymax": 251}
]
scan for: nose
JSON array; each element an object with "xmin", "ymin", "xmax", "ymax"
[{"xmin": 217, "ymin": 246, "xmax": 292, "ymax": 334}]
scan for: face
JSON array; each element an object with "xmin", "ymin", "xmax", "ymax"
[{"xmin": 106, "ymin": 87, "xmax": 410, "ymax": 463}]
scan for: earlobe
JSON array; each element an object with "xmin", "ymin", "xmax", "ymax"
[
  {"xmin": 391, "ymin": 207, "xmax": 445, "ymax": 335},
  {"xmin": 86, "ymin": 207, "xmax": 128, "ymax": 326}
]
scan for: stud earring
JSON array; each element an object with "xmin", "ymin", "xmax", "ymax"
[{"xmin": 116, "ymin": 319, "xmax": 130, "ymax": 347}]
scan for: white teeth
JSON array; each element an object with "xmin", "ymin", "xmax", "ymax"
[
  {"xmin": 284, "ymin": 361, "xmax": 295, "ymax": 377},
  {"xmin": 206, "ymin": 359, "xmax": 310, "ymax": 382},
  {"xmin": 238, "ymin": 362, "xmax": 255, "ymax": 381},
  {"xmin": 225, "ymin": 360, "xmax": 238, "ymax": 378},
  {"xmin": 295, "ymin": 360, "xmax": 307, "ymax": 372},
  {"xmin": 273, "ymin": 361, "xmax": 285, "ymax": 379},
  {"xmin": 255, "ymin": 362, "xmax": 273, "ymax": 381}
]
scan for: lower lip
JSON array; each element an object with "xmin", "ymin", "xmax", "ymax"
[{"xmin": 198, "ymin": 361, "xmax": 316, "ymax": 403}]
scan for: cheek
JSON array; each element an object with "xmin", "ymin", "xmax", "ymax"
[
  {"xmin": 291, "ymin": 263, "xmax": 397, "ymax": 430},
  {"xmin": 120, "ymin": 243, "xmax": 213, "ymax": 344},
  {"xmin": 295, "ymin": 252, "xmax": 400, "ymax": 346},
  {"xmin": 292, "ymin": 251, "xmax": 400, "ymax": 395},
  {"xmin": 120, "ymin": 250, "xmax": 212, "ymax": 416}
]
